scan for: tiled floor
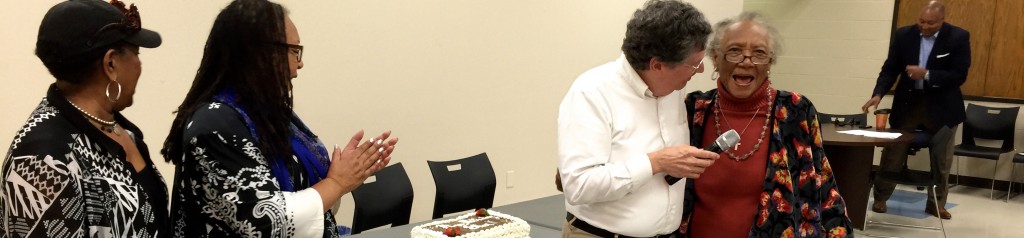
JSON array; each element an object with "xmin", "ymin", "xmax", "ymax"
[{"xmin": 858, "ymin": 185, "xmax": 1024, "ymax": 238}]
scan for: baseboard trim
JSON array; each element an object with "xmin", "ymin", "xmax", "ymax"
[{"xmin": 870, "ymin": 165, "xmax": 1023, "ymax": 192}]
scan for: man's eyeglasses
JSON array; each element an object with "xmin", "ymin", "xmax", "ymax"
[
  {"xmin": 682, "ymin": 58, "xmax": 704, "ymax": 76},
  {"xmin": 284, "ymin": 43, "xmax": 303, "ymax": 62},
  {"xmin": 724, "ymin": 50, "xmax": 771, "ymax": 65}
]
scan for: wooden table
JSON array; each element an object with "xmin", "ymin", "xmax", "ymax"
[{"xmin": 819, "ymin": 123, "xmax": 913, "ymax": 230}]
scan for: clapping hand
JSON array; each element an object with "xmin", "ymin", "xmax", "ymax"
[
  {"xmin": 327, "ymin": 130, "xmax": 399, "ymax": 193},
  {"xmin": 314, "ymin": 130, "xmax": 399, "ymax": 210}
]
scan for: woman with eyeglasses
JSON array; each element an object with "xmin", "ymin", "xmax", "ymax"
[
  {"xmin": 161, "ymin": 0, "xmax": 397, "ymax": 237},
  {"xmin": 0, "ymin": 0, "xmax": 168, "ymax": 237},
  {"xmin": 677, "ymin": 12, "xmax": 853, "ymax": 238}
]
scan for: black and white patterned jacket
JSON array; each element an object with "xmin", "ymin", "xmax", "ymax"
[
  {"xmin": 0, "ymin": 84, "xmax": 168, "ymax": 238},
  {"xmin": 169, "ymin": 101, "xmax": 339, "ymax": 238}
]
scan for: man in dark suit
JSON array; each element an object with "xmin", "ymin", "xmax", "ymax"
[{"xmin": 861, "ymin": 0, "xmax": 969, "ymax": 220}]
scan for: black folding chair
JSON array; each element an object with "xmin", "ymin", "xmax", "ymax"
[
  {"xmin": 952, "ymin": 104, "xmax": 1018, "ymax": 200},
  {"xmin": 817, "ymin": 112, "xmax": 868, "ymax": 127},
  {"xmin": 351, "ymin": 163, "xmax": 414, "ymax": 234},
  {"xmin": 427, "ymin": 152, "xmax": 496, "ymax": 219},
  {"xmin": 1010, "ymin": 153, "xmax": 1024, "ymax": 201}
]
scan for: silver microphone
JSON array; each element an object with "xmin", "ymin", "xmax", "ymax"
[{"xmin": 665, "ymin": 129, "xmax": 740, "ymax": 185}]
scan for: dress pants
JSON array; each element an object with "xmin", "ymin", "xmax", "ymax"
[
  {"xmin": 873, "ymin": 91, "xmax": 956, "ymax": 206},
  {"xmin": 562, "ymin": 221, "xmax": 602, "ymax": 238},
  {"xmin": 560, "ymin": 221, "xmax": 678, "ymax": 238}
]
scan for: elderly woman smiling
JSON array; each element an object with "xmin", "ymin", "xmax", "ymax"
[{"xmin": 678, "ymin": 12, "xmax": 854, "ymax": 238}]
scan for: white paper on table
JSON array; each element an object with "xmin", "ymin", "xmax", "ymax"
[{"xmin": 837, "ymin": 129, "xmax": 903, "ymax": 139}]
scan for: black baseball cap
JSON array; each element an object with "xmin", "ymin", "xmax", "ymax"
[{"xmin": 36, "ymin": 0, "xmax": 161, "ymax": 64}]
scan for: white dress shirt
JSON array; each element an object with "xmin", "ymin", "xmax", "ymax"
[{"xmin": 557, "ymin": 54, "xmax": 688, "ymax": 237}]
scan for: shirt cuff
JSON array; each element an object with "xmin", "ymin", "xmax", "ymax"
[
  {"xmin": 625, "ymin": 153, "xmax": 655, "ymax": 187},
  {"xmin": 283, "ymin": 188, "xmax": 327, "ymax": 238}
]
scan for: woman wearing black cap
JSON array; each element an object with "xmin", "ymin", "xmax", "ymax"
[
  {"xmin": 161, "ymin": 0, "xmax": 397, "ymax": 237},
  {"xmin": 0, "ymin": 0, "xmax": 167, "ymax": 237}
]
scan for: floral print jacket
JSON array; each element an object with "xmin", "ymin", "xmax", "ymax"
[{"xmin": 679, "ymin": 89, "xmax": 854, "ymax": 238}]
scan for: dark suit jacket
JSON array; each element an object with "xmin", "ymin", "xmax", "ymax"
[{"xmin": 871, "ymin": 22, "xmax": 971, "ymax": 128}]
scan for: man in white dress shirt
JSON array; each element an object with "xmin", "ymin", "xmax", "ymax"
[{"xmin": 557, "ymin": 1, "xmax": 718, "ymax": 237}]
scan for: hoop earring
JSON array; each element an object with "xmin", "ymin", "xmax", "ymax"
[
  {"xmin": 106, "ymin": 80, "xmax": 122, "ymax": 103},
  {"xmin": 711, "ymin": 69, "xmax": 719, "ymax": 81}
]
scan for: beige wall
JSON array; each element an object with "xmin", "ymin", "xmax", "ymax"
[
  {"xmin": 0, "ymin": 0, "xmax": 742, "ymax": 227},
  {"xmin": 744, "ymin": 0, "xmax": 894, "ymax": 114},
  {"xmin": 744, "ymin": 0, "xmax": 1024, "ymax": 183}
]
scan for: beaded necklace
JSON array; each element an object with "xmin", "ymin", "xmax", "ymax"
[
  {"xmin": 713, "ymin": 86, "xmax": 773, "ymax": 161},
  {"xmin": 68, "ymin": 100, "xmax": 120, "ymax": 135}
]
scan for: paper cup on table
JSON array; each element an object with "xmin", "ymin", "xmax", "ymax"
[{"xmin": 874, "ymin": 109, "xmax": 891, "ymax": 130}]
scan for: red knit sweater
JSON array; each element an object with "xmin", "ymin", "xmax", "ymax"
[{"xmin": 689, "ymin": 81, "xmax": 776, "ymax": 238}]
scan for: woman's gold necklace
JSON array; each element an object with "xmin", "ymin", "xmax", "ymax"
[{"xmin": 713, "ymin": 86, "xmax": 773, "ymax": 161}]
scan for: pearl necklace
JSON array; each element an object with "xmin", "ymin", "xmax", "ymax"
[
  {"xmin": 67, "ymin": 100, "xmax": 120, "ymax": 135},
  {"xmin": 713, "ymin": 86, "xmax": 773, "ymax": 161}
]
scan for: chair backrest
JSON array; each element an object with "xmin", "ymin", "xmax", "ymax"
[
  {"xmin": 427, "ymin": 152, "xmax": 496, "ymax": 219},
  {"xmin": 351, "ymin": 163, "xmax": 414, "ymax": 234},
  {"xmin": 928, "ymin": 126, "xmax": 954, "ymax": 182},
  {"xmin": 960, "ymin": 104, "xmax": 1019, "ymax": 150},
  {"xmin": 817, "ymin": 112, "xmax": 868, "ymax": 127}
]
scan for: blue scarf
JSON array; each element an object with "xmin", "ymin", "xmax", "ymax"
[{"xmin": 214, "ymin": 88, "xmax": 329, "ymax": 192}]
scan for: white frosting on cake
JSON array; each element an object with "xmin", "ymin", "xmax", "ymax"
[{"xmin": 410, "ymin": 210, "xmax": 530, "ymax": 238}]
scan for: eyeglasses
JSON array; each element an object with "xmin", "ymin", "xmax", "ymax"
[
  {"xmin": 724, "ymin": 50, "xmax": 771, "ymax": 65},
  {"xmin": 682, "ymin": 58, "xmax": 704, "ymax": 76},
  {"xmin": 281, "ymin": 43, "xmax": 303, "ymax": 62}
]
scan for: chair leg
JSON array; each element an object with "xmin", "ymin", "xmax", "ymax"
[
  {"xmin": 991, "ymin": 161, "xmax": 998, "ymax": 200},
  {"xmin": 1010, "ymin": 164, "xmax": 1018, "ymax": 202},
  {"xmin": 1007, "ymin": 165, "xmax": 1015, "ymax": 203},
  {"xmin": 864, "ymin": 185, "xmax": 944, "ymax": 236},
  {"xmin": 932, "ymin": 185, "xmax": 947, "ymax": 238}
]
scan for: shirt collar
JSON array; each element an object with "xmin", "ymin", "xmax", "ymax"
[
  {"xmin": 921, "ymin": 30, "xmax": 940, "ymax": 38},
  {"xmin": 618, "ymin": 54, "xmax": 656, "ymax": 99}
]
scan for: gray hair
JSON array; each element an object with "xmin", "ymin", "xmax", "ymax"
[
  {"xmin": 708, "ymin": 11, "xmax": 784, "ymax": 65},
  {"xmin": 621, "ymin": 0, "xmax": 712, "ymax": 72}
]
